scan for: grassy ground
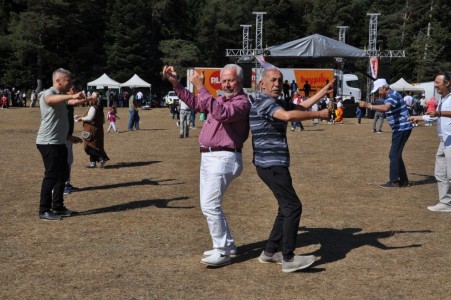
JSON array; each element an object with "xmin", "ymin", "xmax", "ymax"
[{"xmin": 0, "ymin": 106, "xmax": 449, "ymax": 299}]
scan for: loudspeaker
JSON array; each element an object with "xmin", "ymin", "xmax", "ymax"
[
  {"xmin": 239, "ymin": 63, "xmax": 253, "ymax": 88},
  {"xmin": 378, "ymin": 59, "xmax": 391, "ymax": 80}
]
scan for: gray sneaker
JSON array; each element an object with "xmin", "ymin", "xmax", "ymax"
[
  {"xmin": 282, "ymin": 255, "xmax": 316, "ymax": 273},
  {"xmin": 258, "ymin": 251, "xmax": 283, "ymax": 264}
]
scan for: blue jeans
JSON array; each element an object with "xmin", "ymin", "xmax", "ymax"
[
  {"xmin": 389, "ymin": 130, "xmax": 411, "ymax": 184},
  {"xmin": 128, "ymin": 110, "xmax": 140, "ymax": 130}
]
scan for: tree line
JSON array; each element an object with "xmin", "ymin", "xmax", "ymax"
[{"xmin": 1, "ymin": 0, "xmax": 449, "ymax": 98}]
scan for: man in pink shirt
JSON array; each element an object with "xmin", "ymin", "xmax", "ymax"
[{"xmin": 163, "ymin": 64, "xmax": 250, "ymax": 267}]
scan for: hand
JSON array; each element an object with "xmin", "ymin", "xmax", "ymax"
[
  {"xmin": 162, "ymin": 66, "xmax": 179, "ymax": 86},
  {"xmin": 426, "ymin": 110, "xmax": 438, "ymax": 117},
  {"xmin": 321, "ymin": 80, "xmax": 335, "ymax": 95},
  {"xmin": 407, "ymin": 116, "xmax": 420, "ymax": 123},
  {"xmin": 318, "ymin": 108, "xmax": 330, "ymax": 119},
  {"xmin": 189, "ymin": 71, "xmax": 205, "ymax": 89},
  {"xmin": 68, "ymin": 135, "xmax": 83, "ymax": 144}
]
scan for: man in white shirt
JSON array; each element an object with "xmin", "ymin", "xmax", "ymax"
[{"xmin": 408, "ymin": 71, "xmax": 451, "ymax": 212}]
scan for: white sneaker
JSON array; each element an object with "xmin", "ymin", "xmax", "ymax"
[
  {"xmin": 282, "ymin": 255, "xmax": 316, "ymax": 273},
  {"xmin": 200, "ymin": 250, "xmax": 231, "ymax": 267},
  {"xmin": 203, "ymin": 246, "xmax": 237, "ymax": 257},
  {"xmin": 427, "ymin": 203, "xmax": 451, "ymax": 212}
]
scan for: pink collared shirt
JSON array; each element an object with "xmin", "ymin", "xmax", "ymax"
[{"xmin": 174, "ymin": 84, "xmax": 250, "ymax": 148}]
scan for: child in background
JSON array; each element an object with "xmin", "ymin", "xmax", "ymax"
[
  {"xmin": 1, "ymin": 94, "xmax": 7, "ymax": 109},
  {"xmin": 356, "ymin": 106, "xmax": 362, "ymax": 124},
  {"xmin": 107, "ymin": 105, "xmax": 119, "ymax": 133}
]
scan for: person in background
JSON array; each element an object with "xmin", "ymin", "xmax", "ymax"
[
  {"xmin": 163, "ymin": 64, "xmax": 250, "ymax": 268},
  {"xmin": 107, "ymin": 105, "xmax": 120, "ymax": 133},
  {"xmin": 359, "ymin": 78, "xmax": 413, "ymax": 188},
  {"xmin": 76, "ymin": 95, "xmax": 110, "ymax": 168},
  {"xmin": 189, "ymin": 108, "xmax": 197, "ymax": 129},
  {"xmin": 334, "ymin": 97, "xmax": 344, "ymax": 124},
  {"xmin": 290, "ymin": 80, "xmax": 298, "ymax": 98},
  {"xmin": 128, "ymin": 90, "xmax": 140, "ymax": 130},
  {"xmin": 425, "ymin": 96, "xmax": 438, "ymax": 126},
  {"xmin": 356, "ymin": 105, "xmax": 362, "ymax": 124},
  {"xmin": 178, "ymin": 99, "xmax": 190, "ymax": 138},
  {"xmin": 250, "ymin": 67, "xmax": 333, "ymax": 273},
  {"xmin": 290, "ymin": 92, "xmax": 304, "ymax": 131},
  {"xmin": 372, "ymin": 98, "xmax": 385, "ymax": 133},
  {"xmin": 407, "ymin": 71, "xmax": 451, "ymax": 212},
  {"xmin": 64, "ymin": 81, "xmax": 85, "ymax": 195}
]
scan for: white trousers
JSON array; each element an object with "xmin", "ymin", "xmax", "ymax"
[
  {"xmin": 200, "ymin": 151, "xmax": 243, "ymax": 254},
  {"xmin": 435, "ymin": 141, "xmax": 451, "ymax": 205},
  {"xmin": 107, "ymin": 122, "xmax": 118, "ymax": 132}
]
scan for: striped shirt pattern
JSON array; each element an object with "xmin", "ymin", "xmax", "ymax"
[
  {"xmin": 384, "ymin": 89, "xmax": 413, "ymax": 132},
  {"xmin": 250, "ymin": 93, "xmax": 296, "ymax": 167}
]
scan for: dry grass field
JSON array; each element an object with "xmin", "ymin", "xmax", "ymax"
[{"xmin": 0, "ymin": 106, "xmax": 449, "ymax": 299}]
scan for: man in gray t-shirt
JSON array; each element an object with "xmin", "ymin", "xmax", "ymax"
[{"xmin": 36, "ymin": 68, "xmax": 89, "ymax": 221}]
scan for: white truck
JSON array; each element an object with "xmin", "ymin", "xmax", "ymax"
[
  {"xmin": 163, "ymin": 91, "xmax": 179, "ymax": 106},
  {"xmin": 186, "ymin": 67, "xmax": 361, "ymax": 101}
]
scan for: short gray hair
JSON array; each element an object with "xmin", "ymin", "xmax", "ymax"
[
  {"xmin": 52, "ymin": 68, "xmax": 71, "ymax": 82},
  {"xmin": 221, "ymin": 64, "xmax": 243, "ymax": 82}
]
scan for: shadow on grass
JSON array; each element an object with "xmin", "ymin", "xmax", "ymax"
[
  {"xmin": 76, "ymin": 178, "xmax": 180, "ymax": 192},
  {"xmin": 74, "ymin": 196, "xmax": 193, "ymax": 216},
  {"xmin": 104, "ymin": 160, "xmax": 161, "ymax": 169},
  {"xmin": 233, "ymin": 227, "xmax": 431, "ymax": 270},
  {"xmin": 409, "ymin": 173, "xmax": 437, "ymax": 186},
  {"xmin": 297, "ymin": 227, "xmax": 431, "ymax": 268}
]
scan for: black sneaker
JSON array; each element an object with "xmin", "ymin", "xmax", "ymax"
[
  {"xmin": 53, "ymin": 207, "xmax": 77, "ymax": 217},
  {"xmin": 399, "ymin": 181, "xmax": 412, "ymax": 188},
  {"xmin": 66, "ymin": 183, "xmax": 80, "ymax": 191},
  {"xmin": 373, "ymin": 129, "xmax": 377, "ymax": 133},
  {"xmin": 39, "ymin": 211, "xmax": 62, "ymax": 221},
  {"xmin": 379, "ymin": 182, "xmax": 399, "ymax": 188}
]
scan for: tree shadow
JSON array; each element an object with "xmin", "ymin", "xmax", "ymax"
[
  {"xmin": 72, "ymin": 196, "xmax": 193, "ymax": 216},
  {"xmin": 233, "ymin": 227, "xmax": 431, "ymax": 269},
  {"xmin": 76, "ymin": 178, "xmax": 180, "ymax": 192},
  {"xmin": 104, "ymin": 160, "xmax": 161, "ymax": 169},
  {"xmin": 409, "ymin": 173, "xmax": 436, "ymax": 186}
]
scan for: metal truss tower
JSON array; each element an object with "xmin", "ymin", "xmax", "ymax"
[
  {"xmin": 366, "ymin": 13, "xmax": 406, "ymax": 102},
  {"xmin": 241, "ymin": 25, "xmax": 252, "ymax": 51},
  {"xmin": 253, "ymin": 12, "xmax": 266, "ymax": 51},
  {"xmin": 226, "ymin": 12, "xmax": 267, "ymax": 61},
  {"xmin": 337, "ymin": 26, "xmax": 349, "ymax": 43}
]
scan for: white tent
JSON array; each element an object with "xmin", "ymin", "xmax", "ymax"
[
  {"xmin": 120, "ymin": 74, "xmax": 151, "ymax": 89},
  {"xmin": 390, "ymin": 78, "xmax": 425, "ymax": 92},
  {"xmin": 87, "ymin": 73, "xmax": 121, "ymax": 89}
]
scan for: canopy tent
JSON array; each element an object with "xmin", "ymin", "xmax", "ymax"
[
  {"xmin": 390, "ymin": 78, "xmax": 425, "ymax": 92},
  {"xmin": 87, "ymin": 73, "xmax": 121, "ymax": 89},
  {"xmin": 120, "ymin": 74, "xmax": 151, "ymax": 89},
  {"xmin": 267, "ymin": 34, "xmax": 367, "ymax": 58}
]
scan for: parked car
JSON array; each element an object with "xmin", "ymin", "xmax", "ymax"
[{"xmin": 163, "ymin": 91, "xmax": 179, "ymax": 106}]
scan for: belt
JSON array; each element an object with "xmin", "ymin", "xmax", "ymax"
[{"xmin": 200, "ymin": 147, "xmax": 242, "ymax": 153}]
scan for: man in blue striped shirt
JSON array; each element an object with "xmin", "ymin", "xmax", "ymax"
[
  {"xmin": 360, "ymin": 78, "xmax": 413, "ymax": 188},
  {"xmin": 250, "ymin": 68, "xmax": 333, "ymax": 272}
]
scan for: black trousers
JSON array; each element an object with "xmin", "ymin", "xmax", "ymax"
[
  {"xmin": 37, "ymin": 144, "xmax": 69, "ymax": 213},
  {"xmin": 256, "ymin": 166, "xmax": 302, "ymax": 260}
]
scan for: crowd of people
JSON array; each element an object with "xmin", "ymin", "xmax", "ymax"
[{"xmin": 34, "ymin": 65, "xmax": 450, "ymax": 275}]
